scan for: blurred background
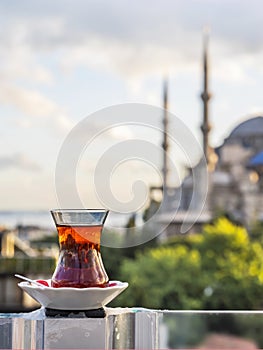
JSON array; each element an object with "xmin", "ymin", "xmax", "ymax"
[{"xmin": 1, "ymin": 0, "xmax": 263, "ymax": 329}]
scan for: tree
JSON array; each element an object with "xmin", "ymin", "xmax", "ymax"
[
  {"xmin": 115, "ymin": 245, "xmax": 205, "ymax": 309},
  {"xmin": 196, "ymin": 217, "xmax": 263, "ymax": 309},
  {"xmin": 249, "ymin": 220, "xmax": 263, "ymax": 243},
  {"xmin": 114, "ymin": 217, "xmax": 263, "ymax": 310}
]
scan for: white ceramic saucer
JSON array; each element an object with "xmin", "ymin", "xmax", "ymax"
[{"xmin": 18, "ymin": 280, "xmax": 128, "ymax": 310}]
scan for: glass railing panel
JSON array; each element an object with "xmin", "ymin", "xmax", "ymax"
[
  {"xmin": 0, "ymin": 316, "xmax": 12, "ymax": 349},
  {"xmin": 1, "ymin": 308, "xmax": 263, "ymax": 349},
  {"xmin": 159, "ymin": 310, "xmax": 263, "ymax": 349}
]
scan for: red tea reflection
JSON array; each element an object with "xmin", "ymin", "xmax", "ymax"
[{"xmin": 51, "ymin": 225, "xmax": 109, "ymax": 288}]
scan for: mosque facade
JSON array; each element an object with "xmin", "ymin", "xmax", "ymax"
[
  {"xmin": 157, "ymin": 114, "xmax": 263, "ymax": 238},
  {"xmin": 211, "ymin": 117, "xmax": 263, "ymax": 223},
  {"xmin": 154, "ymin": 35, "xmax": 263, "ymax": 237}
]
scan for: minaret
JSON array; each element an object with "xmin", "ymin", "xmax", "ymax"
[
  {"xmin": 200, "ymin": 30, "xmax": 212, "ymax": 165},
  {"xmin": 162, "ymin": 78, "xmax": 169, "ymax": 193}
]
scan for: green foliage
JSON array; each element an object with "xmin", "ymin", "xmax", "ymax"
[
  {"xmin": 101, "ymin": 227, "xmax": 158, "ymax": 280},
  {"xmin": 112, "ymin": 217, "xmax": 263, "ymax": 310},
  {"xmin": 101, "ymin": 229, "xmax": 125, "ymax": 280},
  {"xmin": 249, "ymin": 220, "xmax": 263, "ymax": 243},
  {"xmin": 116, "ymin": 245, "xmax": 204, "ymax": 309},
  {"xmin": 196, "ymin": 218, "xmax": 263, "ymax": 309}
]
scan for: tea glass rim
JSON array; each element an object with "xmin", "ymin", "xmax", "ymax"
[
  {"xmin": 50, "ymin": 208, "xmax": 109, "ymax": 213},
  {"xmin": 50, "ymin": 209, "xmax": 109, "ymax": 226}
]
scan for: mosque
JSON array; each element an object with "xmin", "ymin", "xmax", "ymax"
[{"xmin": 152, "ymin": 35, "xmax": 263, "ymax": 237}]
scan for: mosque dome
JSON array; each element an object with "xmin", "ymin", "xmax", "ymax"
[
  {"xmin": 228, "ymin": 116, "xmax": 263, "ymax": 139},
  {"xmin": 224, "ymin": 116, "xmax": 263, "ymax": 152}
]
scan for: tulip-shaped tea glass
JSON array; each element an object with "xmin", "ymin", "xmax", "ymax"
[{"xmin": 51, "ymin": 209, "xmax": 109, "ymax": 288}]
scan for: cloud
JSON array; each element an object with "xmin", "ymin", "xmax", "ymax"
[
  {"xmin": 0, "ymin": 153, "xmax": 41, "ymax": 171},
  {"xmin": 0, "ymin": 0, "xmax": 262, "ymax": 211},
  {"xmin": 1, "ymin": 0, "xmax": 261, "ymax": 50},
  {"xmin": 107, "ymin": 125, "xmax": 134, "ymax": 140},
  {"xmin": 0, "ymin": 24, "xmax": 74, "ymax": 136},
  {"xmin": 58, "ymin": 35, "xmax": 200, "ymax": 83},
  {"xmin": 0, "ymin": 84, "xmax": 74, "ymax": 134},
  {"xmin": 0, "ymin": 48, "xmax": 54, "ymax": 85},
  {"xmin": 0, "ymin": 19, "xmax": 55, "ymax": 85},
  {"xmin": 1, "ymin": 0, "xmax": 263, "ymax": 83},
  {"xmin": 0, "ymin": 0, "xmax": 262, "ymax": 134},
  {"xmin": 0, "ymin": 84, "xmax": 58, "ymax": 116}
]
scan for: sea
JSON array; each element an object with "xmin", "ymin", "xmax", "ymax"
[
  {"xmin": 0, "ymin": 210, "xmax": 134, "ymax": 230},
  {"xmin": 0, "ymin": 211, "xmax": 54, "ymax": 229}
]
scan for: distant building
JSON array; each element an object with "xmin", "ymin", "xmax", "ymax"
[
  {"xmin": 0, "ymin": 227, "xmax": 56, "ymax": 312},
  {"xmin": 176, "ymin": 116, "xmax": 263, "ymax": 229},
  {"xmin": 151, "ymin": 33, "xmax": 263, "ymax": 238},
  {"xmin": 213, "ymin": 116, "xmax": 263, "ymax": 224}
]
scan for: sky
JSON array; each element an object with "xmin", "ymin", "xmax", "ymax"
[{"xmin": 1, "ymin": 0, "xmax": 263, "ymax": 211}]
